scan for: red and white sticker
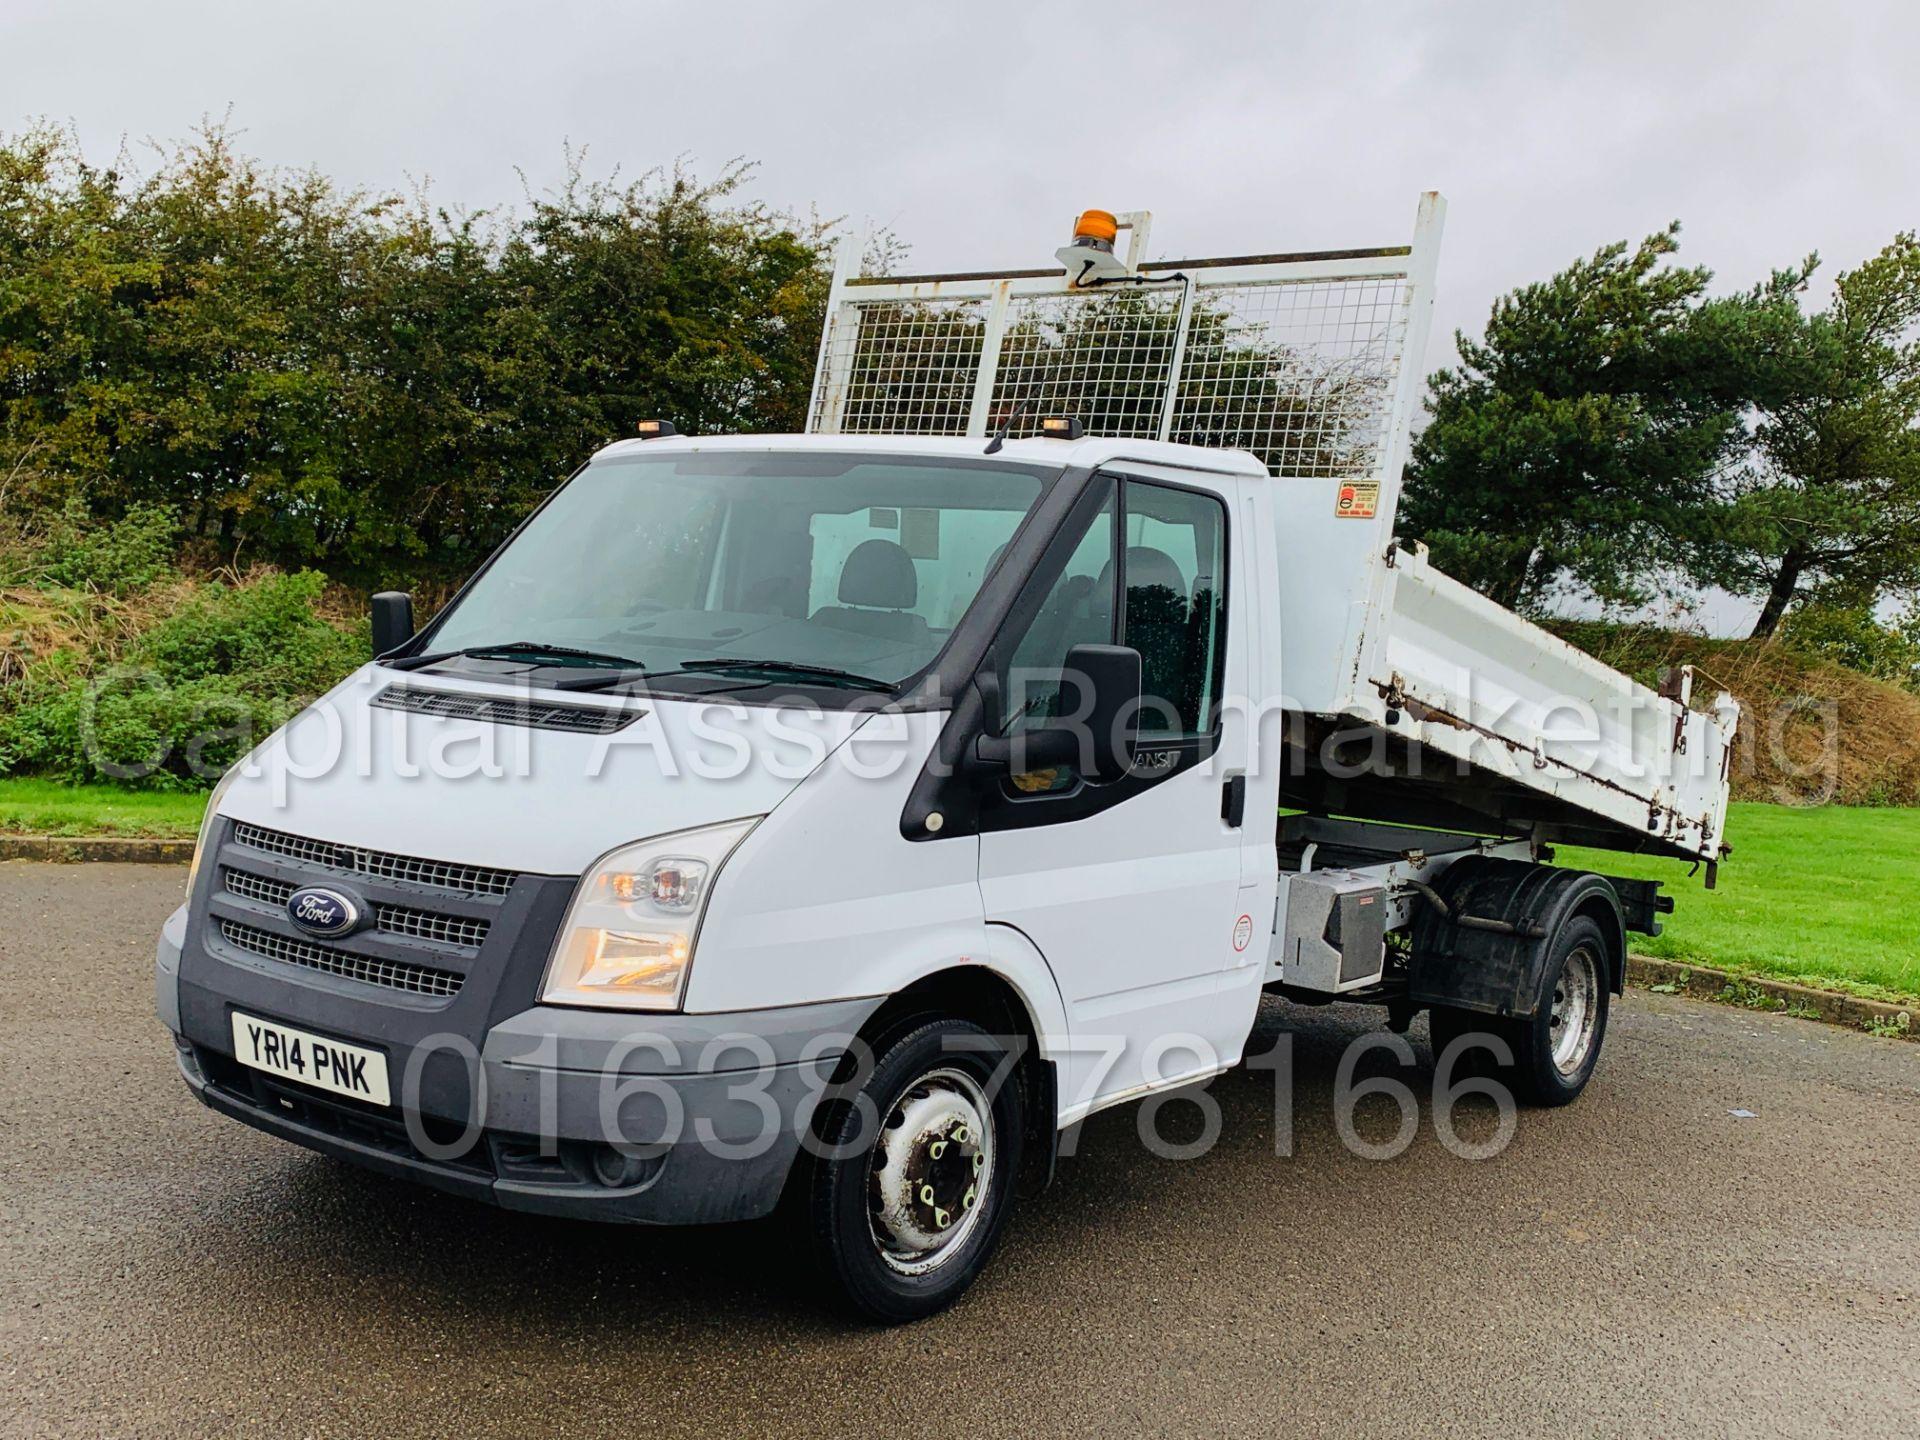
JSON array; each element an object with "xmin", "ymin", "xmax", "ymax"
[
  {"xmin": 1335, "ymin": 480, "xmax": 1381, "ymax": 519},
  {"xmin": 1232, "ymin": 913, "xmax": 1254, "ymax": 952}
]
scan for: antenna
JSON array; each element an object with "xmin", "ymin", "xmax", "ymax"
[{"xmin": 983, "ymin": 399, "xmax": 1032, "ymax": 455}]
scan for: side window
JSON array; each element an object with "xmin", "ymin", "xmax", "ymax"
[
  {"xmin": 999, "ymin": 490, "xmax": 1117, "ymax": 734},
  {"xmin": 1121, "ymin": 481, "xmax": 1227, "ymax": 740}
]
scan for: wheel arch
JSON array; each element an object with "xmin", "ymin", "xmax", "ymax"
[
  {"xmin": 1567, "ymin": 887, "xmax": 1627, "ymax": 996},
  {"xmin": 839, "ymin": 960, "xmax": 1063, "ymax": 1191},
  {"xmin": 856, "ymin": 964, "xmax": 1045, "ymax": 1057},
  {"xmin": 1409, "ymin": 857, "xmax": 1625, "ymax": 1018}
]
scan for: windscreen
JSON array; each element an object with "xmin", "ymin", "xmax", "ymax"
[{"xmin": 424, "ymin": 451, "xmax": 1054, "ymax": 687}]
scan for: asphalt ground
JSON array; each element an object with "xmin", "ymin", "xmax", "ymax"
[{"xmin": 3, "ymin": 862, "xmax": 1916, "ymax": 1438}]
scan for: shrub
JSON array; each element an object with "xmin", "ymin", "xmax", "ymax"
[
  {"xmin": 0, "ymin": 669, "xmax": 299, "ymax": 789},
  {"xmin": 0, "ymin": 512, "xmax": 368, "ymax": 788},
  {"xmin": 35, "ymin": 499, "xmax": 179, "ymax": 595},
  {"xmin": 1779, "ymin": 602, "xmax": 1920, "ymax": 692},
  {"xmin": 132, "ymin": 570, "xmax": 366, "ymax": 695}
]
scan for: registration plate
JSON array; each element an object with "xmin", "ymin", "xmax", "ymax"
[{"xmin": 230, "ymin": 1011, "xmax": 391, "ymax": 1107}]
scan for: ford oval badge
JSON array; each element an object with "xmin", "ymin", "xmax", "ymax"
[{"xmin": 286, "ymin": 886, "xmax": 361, "ymax": 938}]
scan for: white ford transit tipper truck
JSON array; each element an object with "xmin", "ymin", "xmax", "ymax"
[{"xmin": 156, "ymin": 198, "xmax": 1738, "ymax": 1322}]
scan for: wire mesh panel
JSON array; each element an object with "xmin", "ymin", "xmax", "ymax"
[
  {"xmin": 1169, "ymin": 276, "xmax": 1409, "ymax": 478},
  {"xmin": 808, "ymin": 196, "xmax": 1444, "ymax": 499},
  {"xmin": 987, "ymin": 288, "xmax": 1186, "ymax": 440},
  {"xmin": 816, "ymin": 297, "xmax": 990, "ymax": 436}
]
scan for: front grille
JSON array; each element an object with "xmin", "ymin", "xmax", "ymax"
[
  {"xmin": 374, "ymin": 905, "xmax": 490, "ymax": 949},
  {"xmin": 369, "ymin": 683, "xmax": 642, "ymax": 735},
  {"xmin": 223, "ymin": 868, "xmax": 491, "ymax": 950},
  {"xmin": 219, "ymin": 918, "xmax": 466, "ymax": 999},
  {"xmin": 223, "ymin": 867, "xmax": 293, "ymax": 906},
  {"xmin": 231, "ymin": 822, "xmax": 518, "ymax": 897}
]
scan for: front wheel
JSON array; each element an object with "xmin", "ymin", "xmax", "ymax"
[
  {"xmin": 1428, "ymin": 914, "xmax": 1612, "ymax": 1107},
  {"xmin": 804, "ymin": 1018, "xmax": 1026, "ymax": 1323}
]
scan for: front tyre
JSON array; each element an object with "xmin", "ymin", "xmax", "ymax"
[{"xmin": 805, "ymin": 1018, "xmax": 1025, "ymax": 1324}]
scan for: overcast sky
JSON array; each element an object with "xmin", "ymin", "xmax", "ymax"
[{"xmin": 8, "ymin": 0, "xmax": 1918, "ymax": 628}]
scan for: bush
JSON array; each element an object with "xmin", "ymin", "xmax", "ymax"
[
  {"xmin": 132, "ymin": 570, "xmax": 366, "ymax": 695},
  {"xmin": 0, "ymin": 126, "xmax": 830, "ymax": 582},
  {"xmin": 0, "ymin": 508, "xmax": 368, "ymax": 789},
  {"xmin": 1779, "ymin": 602, "xmax": 1920, "ymax": 692},
  {"xmin": 35, "ymin": 499, "xmax": 178, "ymax": 594},
  {"xmin": 0, "ymin": 669, "xmax": 298, "ymax": 789}
]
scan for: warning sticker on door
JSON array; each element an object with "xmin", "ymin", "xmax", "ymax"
[
  {"xmin": 1335, "ymin": 480, "xmax": 1380, "ymax": 519},
  {"xmin": 1232, "ymin": 914, "xmax": 1254, "ymax": 952}
]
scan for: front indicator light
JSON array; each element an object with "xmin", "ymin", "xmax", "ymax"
[
  {"xmin": 540, "ymin": 818, "xmax": 759, "ymax": 1011},
  {"xmin": 552, "ymin": 928, "xmax": 691, "ymax": 1004}
]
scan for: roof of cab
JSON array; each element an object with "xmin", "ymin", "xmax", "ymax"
[{"xmin": 593, "ymin": 431, "xmax": 1272, "ymax": 478}]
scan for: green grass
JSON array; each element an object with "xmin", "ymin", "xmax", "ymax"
[
  {"xmin": 1562, "ymin": 802, "xmax": 1920, "ymax": 1007},
  {"xmin": 0, "ymin": 779, "xmax": 1913, "ymax": 1006},
  {"xmin": 0, "ymin": 778, "xmax": 207, "ymax": 838}
]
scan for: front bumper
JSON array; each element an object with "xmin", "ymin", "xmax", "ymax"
[{"xmin": 158, "ymin": 899, "xmax": 883, "ymax": 1225}]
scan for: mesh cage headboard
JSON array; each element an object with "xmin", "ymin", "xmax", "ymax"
[{"xmin": 808, "ymin": 194, "xmax": 1444, "ymax": 514}]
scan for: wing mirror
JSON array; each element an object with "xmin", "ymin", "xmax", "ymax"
[
  {"xmin": 974, "ymin": 643, "xmax": 1141, "ymax": 784},
  {"xmin": 370, "ymin": 591, "xmax": 415, "ymax": 658}
]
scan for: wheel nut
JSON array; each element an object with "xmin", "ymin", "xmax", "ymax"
[
  {"xmin": 962, "ymin": 1187, "xmax": 976, "ymax": 1210},
  {"xmin": 952, "ymin": 1125, "xmax": 970, "ymax": 1144},
  {"xmin": 928, "ymin": 1140, "xmax": 946, "ymax": 1159},
  {"xmin": 935, "ymin": 1207, "xmax": 951, "ymax": 1229},
  {"xmin": 919, "ymin": 1184, "xmax": 935, "ymax": 1206},
  {"xmin": 972, "ymin": 1152, "xmax": 984, "ymax": 1175}
]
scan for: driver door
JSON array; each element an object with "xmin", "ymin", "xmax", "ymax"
[{"xmin": 977, "ymin": 470, "xmax": 1262, "ymax": 1120}]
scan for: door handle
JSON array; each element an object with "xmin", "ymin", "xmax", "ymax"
[{"xmin": 1220, "ymin": 774, "xmax": 1247, "ymax": 828}]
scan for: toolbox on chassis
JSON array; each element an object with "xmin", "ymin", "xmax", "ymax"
[{"xmin": 157, "ymin": 196, "xmax": 1736, "ymax": 1322}]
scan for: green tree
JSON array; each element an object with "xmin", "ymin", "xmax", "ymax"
[
  {"xmin": 0, "ymin": 128, "xmax": 151, "ymax": 507},
  {"xmin": 0, "ymin": 127, "xmax": 833, "ymax": 581},
  {"xmin": 504, "ymin": 158, "xmax": 828, "ymax": 439},
  {"xmin": 1697, "ymin": 235, "xmax": 1920, "ymax": 637},
  {"xmin": 0, "ymin": 125, "xmax": 426, "ymax": 562},
  {"xmin": 1402, "ymin": 225, "xmax": 1780, "ymax": 612}
]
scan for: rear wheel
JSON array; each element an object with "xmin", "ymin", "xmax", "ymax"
[
  {"xmin": 804, "ymin": 1017, "xmax": 1025, "ymax": 1323},
  {"xmin": 1428, "ymin": 914, "xmax": 1612, "ymax": 1107}
]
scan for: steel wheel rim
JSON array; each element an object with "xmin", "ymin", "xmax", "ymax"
[
  {"xmin": 867, "ymin": 1065, "xmax": 996, "ymax": 1276},
  {"xmin": 1549, "ymin": 944, "xmax": 1602, "ymax": 1077}
]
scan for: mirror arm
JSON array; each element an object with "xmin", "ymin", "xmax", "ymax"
[
  {"xmin": 963, "ymin": 669, "xmax": 1010, "ymax": 772},
  {"xmin": 969, "ymin": 725, "xmax": 1077, "ymax": 772},
  {"xmin": 972, "ymin": 732, "xmax": 1012, "ymax": 769},
  {"xmin": 964, "ymin": 669, "xmax": 1082, "ymax": 772}
]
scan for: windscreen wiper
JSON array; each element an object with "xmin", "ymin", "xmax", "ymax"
[
  {"xmin": 383, "ymin": 641, "xmax": 640, "ymax": 673},
  {"xmin": 676, "ymin": 658, "xmax": 897, "ymax": 692},
  {"xmin": 461, "ymin": 641, "xmax": 641, "ymax": 667},
  {"xmin": 541, "ymin": 667, "xmax": 656, "ymax": 691}
]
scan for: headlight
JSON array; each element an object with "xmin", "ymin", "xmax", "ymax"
[
  {"xmin": 540, "ymin": 817, "xmax": 760, "ymax": 1011},
  {"xmin": 185, "ymin": 759, "xmax": 249, "ymax": 899}
]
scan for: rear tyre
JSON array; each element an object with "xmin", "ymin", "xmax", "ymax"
[
  {"xmin": 804, "ymin": 1017, "xmax": 1025, "ymax": 1324},
  {"xmin": 1426, "ymin": 1004, "xmax": 1522, "ymax": 1086},
  {"xmin": 1427, "ymin": 914, "xmax": 1612, "ymax": 1108},
  {"xmin": 1519, "ymin": 915, "xmax": 1611, "ymax": 1106}
]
